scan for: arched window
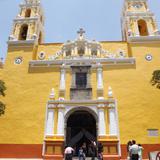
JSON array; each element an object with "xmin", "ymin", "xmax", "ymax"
[
  {"xmin": 66, "ymin": 50, "xmax": 71, "ymax": 57},
  {"xmin": 19, "ymin": 24, "xmax": 28, "ymax": 40},
  {"xmin": 25, "ymin": 9, "xmax": 31, "ymax": 17},
  {"xmin": 91, "ymin": 50, "xmax": 97, "ymax": 56},
  {"xmin": 138, "ymin": 19, "xmax": 149, "ymax": 36},
  {"xmin": 78, "ymin": 47, "xmax": 85, "ymax": 56}
]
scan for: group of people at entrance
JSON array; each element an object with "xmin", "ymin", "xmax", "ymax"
[
  {"xmin": 65, "ymin": 141, "xmax": 103, "ymax": 160},
  {"xmin": 127, "ymin": 140, "xmax": 143, "ymax": 160}
]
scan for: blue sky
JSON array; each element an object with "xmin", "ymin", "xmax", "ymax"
[{"xmin": 0, "ymin": 0, "xmax": 160, "ymax": 59}]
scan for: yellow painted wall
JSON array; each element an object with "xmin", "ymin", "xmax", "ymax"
[
  {"xmin": 0, "ymin": 44, "xmax": 60, "ymax": 144},
  {"xmin": 0, "ymin": 41, "xmax": 160, "ymax": 145},
  {"xmin": 103, "ymin": 43, "xmax": 160, "ymax": 144}
]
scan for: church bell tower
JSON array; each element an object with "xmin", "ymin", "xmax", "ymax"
[
  {"xmin": 8, "ymin": 0, "xmax": 44, "ymax": 45},
  {"xmin": 121, "ymin": 0, "xmax": 160, "ymax": 42}
]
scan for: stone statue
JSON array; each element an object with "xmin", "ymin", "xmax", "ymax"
[
  {"xmin": 108, "ymin": 86, "xmax": 113, "ymax": 98},
  {"xmin": 49, "ymin": 88, "xmax": 55, "ymax": 99}
]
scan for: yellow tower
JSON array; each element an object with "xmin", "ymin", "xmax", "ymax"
[
  {"xmin": 8, "ymin": 0, "xmax": 44, "ymax": 45},
  {"xmin": 121, "ymin": 0, "xmax": 160, "ymax": 42}
]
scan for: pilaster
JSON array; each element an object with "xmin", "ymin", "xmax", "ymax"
[
  {"xmin": 97, "ymin": 63, "xmax": 104, "ymax": 98},
  {"xmin": 45, "ymin": 109, "xmax": 54, "ymax": 136},
  {"xmin": 59, "ymin": 64, "xmax": 66, "ymax": 98},
  {"xmin": 98, "ymin": 104, "xmax": 106, "ymax": 136},
  {"xmin": 108, "ymin": 103, "xmax": 118, "ymax": 136},
  {"xmin": 57, "ymin": 104, "xmax": 65, "ymax": 136}
]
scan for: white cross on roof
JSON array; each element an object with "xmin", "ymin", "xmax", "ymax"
[{"xmin": 77, "ymin": 28, "xmax": 85, "ymax": 36}]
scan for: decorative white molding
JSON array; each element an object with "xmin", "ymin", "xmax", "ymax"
[
  {"xmin": 8, "ymin": 39, "xmax": 35, "ymax": 45},
  {"xmin": 48, "ymin": 99, "xmax": 116, "ymax": 106},
  {"xmin": 128, "ymin": 35, "xmax": 160, "ymax": 43},
  {"xmin": 29, "ymin": 57, "xmax": 136, "ymax": 68},
  {"xmin": 14, "ymin": 17, "xmax": 39, "ymax": 22}
]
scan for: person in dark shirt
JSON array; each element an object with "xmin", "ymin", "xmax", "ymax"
[{"xmin": 97, "ymin": 142, "xmax": 103, "ymax": 160}]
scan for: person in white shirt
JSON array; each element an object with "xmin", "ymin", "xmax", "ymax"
[
  {"xmin": 138, "ymin": 144, "xmax": 143, "ymax": 160},
  {"xmin": 129, "ymin": 140, "xmax": 139, "ymax": 160},
  {"xmin": 64, "ymin": 146, "xmax": 74, "ymax": 160}
]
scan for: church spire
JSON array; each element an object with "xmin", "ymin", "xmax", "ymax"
[
  {"xmin": 121, "ymin": 0, "xmax": 160, "ymax": 42},
  {"xmin": 8, "ymin": 0, "xmax": 44, "ymax": 45}
]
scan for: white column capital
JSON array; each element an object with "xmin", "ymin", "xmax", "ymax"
[
  {"xmin": 57, "ymin": 104, "xmax": 65, "ymax": 109},
  {"xmin": 98, "ymin": 103, "xmax": 105, "ymax": 109}
]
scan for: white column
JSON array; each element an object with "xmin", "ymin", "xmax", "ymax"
[
  {"xmin": 146, "ymin": 19, "xmax": 153, "ymax": 36},
  {"xmin": 97, "ymin": 49, "xmax": 101, "ymax": 57},
  {"xmin": 46, "ymin": 109, "xmax": 54, "ymax": 136},
  {"xmin": 135, "ymin": 19, "xmax": 140, "ymax": 36},
  {"xmin": 98, "ymin": 106, "xmax": 106, "ymax": 136},
  {"xmin": 60, "ymin": 65, "xmax": 66, "ymax": 91},
  {"xmin": 74, "ymin": 46, "xmax": 78, "ymax": 56},
  {"xmin": 109, "ymin": 106, "xmax": 117, "ymax": 136},
  {"xmin": 88, "ymin": 48, "xmax": 91, "ymax": 56},
  {"xmin": 97, "ymin": 63, "xmax": 103, "ymax": 90},
  {"xmin": 57, "ymin": 105, "xmax": 65, "ymax": 136}
]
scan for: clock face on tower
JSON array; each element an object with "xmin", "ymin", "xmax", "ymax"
[{"xmin": 132, "ymin": 3, "xmax": 143, "ymax": 9}]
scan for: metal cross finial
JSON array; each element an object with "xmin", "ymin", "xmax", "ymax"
[{"xmin": 77, "ymin": 28, "xmax": 85, "ymax": 37}]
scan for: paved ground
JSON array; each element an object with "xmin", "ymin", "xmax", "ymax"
[{"xmin": 2, "ymin": 158, "xmax": 148, "ymax": 160}]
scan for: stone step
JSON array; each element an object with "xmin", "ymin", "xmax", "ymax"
[{"xmin": 72, "ymin": 158, "xmax": 92, "ymax": 160}]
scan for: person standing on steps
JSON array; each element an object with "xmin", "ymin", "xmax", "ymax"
[
  {"xmin": 127, "ymin": 141, "xmax": 132, "ymax": 160},
  {"xmin": 78, "ymin": 146, "xmax": 85, "ymax": 160},
  {"xmin": 129, "ymin": 140, "xmax": 139, "ymax": 160},
  {"xmin": 91, "ymin": 141, "xmax": 97, "ymax": 160},
  {"xmin": 97, "ymin": 142, "xmax": 103, "ymax": 160},
  {"xmin": 64, "ymin": 145, "xmax": 74, "ymax": 160},
  {"xmin": 82, "ymin": 142, "xmax": 87, "ymax": 159},
  {"xmin": 138, "ymin": 144, "xmax": 143, "ymax": 160}
]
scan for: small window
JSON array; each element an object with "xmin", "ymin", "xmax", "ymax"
[
  {"xmin": 76, "ymin": 73, "xmax": 87, "ymax": 88},
  {"xmin": 91, "ymin": 50, "xmax": 97, "ymax": 56},
  {"xmin": 19, "ymin": 24, "xmax": 28, "ymax": 40},
  {"xmin": 147, "ymin": 129, "xmax": 159, "ymax": 137},
  {"xmin": 66, "ymin": 50, "xmax": 71, "ymax": 57},
  {"xmin": 138, "ymin": 19, "xmax": 149, "ymax": 36},
  {"xmin": 78, "ymin": 48, "xmax": 85, "ymax": 56}
]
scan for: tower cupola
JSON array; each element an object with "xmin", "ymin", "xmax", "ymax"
[
  {"xmin": 8, "ymin": 0, "xmax": 44, "ymax": 45},
  {"xmin": 121, "ymin": 0, "xmax": 160, "ymax": 42}
]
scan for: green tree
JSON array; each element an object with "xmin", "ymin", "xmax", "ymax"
[
  {"xmin": 151, "ymin": 70, "xmax": 160, "ymax": 89},
  {"xmin": 0, "ymin": 80, "xmax": 6, "ymax": 116}
]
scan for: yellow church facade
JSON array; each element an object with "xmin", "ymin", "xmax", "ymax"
[{"xmin": 0, "ymin": 0, "xmax": 160, "ymax": 159}]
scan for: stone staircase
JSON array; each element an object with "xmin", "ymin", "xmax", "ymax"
[{"xmin": 73, "ymin": 158, "xmax": 92, "ymax": 160}]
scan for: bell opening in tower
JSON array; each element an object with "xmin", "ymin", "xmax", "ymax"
[
  {"xmin": 25, "ymin": 8, "xmax": 31, "ymax": 18},
  {"xmin": 138, "ymin": 19, "xmax": 149, "ymax": 36},
  {"xmin": 19, "ymin": 24, "xmax": 28, "ymax": 40}
]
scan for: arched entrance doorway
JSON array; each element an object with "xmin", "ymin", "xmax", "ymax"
[{"xmin": 66, "ymin": 110, "xmax": 97, "ymax": 156}]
